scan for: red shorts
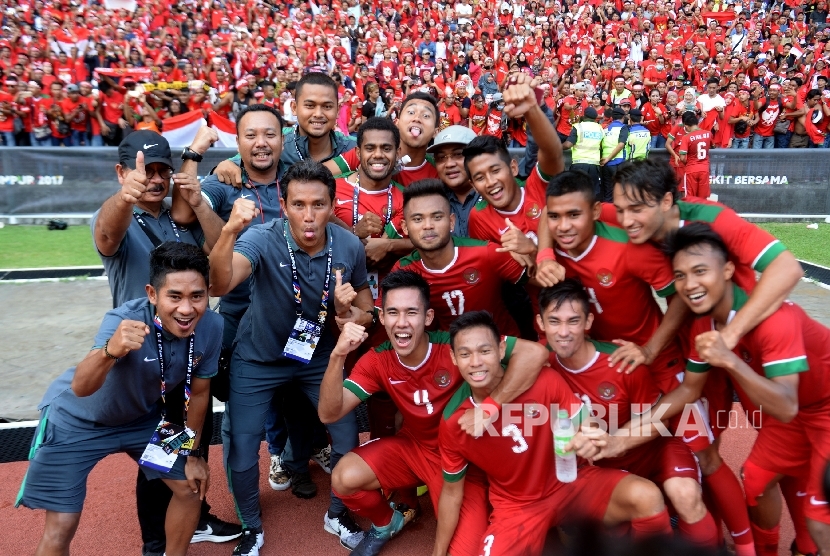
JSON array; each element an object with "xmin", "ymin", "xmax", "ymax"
[
  {"xmin": 672, "ymin": 368, "xmax": 734, "ymax": 453},
  {"xmin": 748, "ymin": 407, "xmax": 830, "ymax": 523},
  {"xmin": 479, "ymin": 465, "xmax": 627, "ymax": 556},
  {"xmin": 353, "ymin": 433, "xmax": 488, "ymax": 556},
  {"xmin": 683, "ymin": 171, "xmax": 710, "ymax": 199},
  {"xmin": 599, "ymin": 436, "xmax": 701, "ymax": 485}
]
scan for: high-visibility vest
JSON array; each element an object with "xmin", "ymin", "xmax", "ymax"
[
  {"xmin": 602, "ymin": 120, "xmax": 628, "ymax": 165},
  {"xmin": 571, "ymin": 121, "xmax": 603, "ymax": 165},
  {"xmin": 626, "ymin": 124, "xmax": 651, "ymax": 160}
]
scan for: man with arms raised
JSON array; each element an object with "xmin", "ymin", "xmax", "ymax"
[
  {"xmin": 319, "ymin": 271, "xmax": 550, "ymax": 556},
  {"xmin": 17, "ymin": 243, "xmax": 221, "ymax": 556},
  {"xmin": 435, "ymin": 310, "xmax": 672, "ymax": 556}
]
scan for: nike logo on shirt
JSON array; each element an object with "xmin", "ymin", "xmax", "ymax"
[
  {"xmin": 498, "ymin": 226, "xmax": 510, "ymax": 235},
  {"xmin": 240, "ymin": 194, "xmax": 251, "ymax": 199},
  {"xmin": 280, "ymin": 262, "xmax": 289, "ymax": 268},
  {"xmin": 673, "ymin": 467, "xmax": 695, "ymax": 473},
  {"xmin": 143, "ymin": 143, "xmax": 158, "ymax": 149},
  {"xmin": 144, "ymin": 357, "xmax": 158, "ymax": 362},
  {"xmin": 336, "ymin": 199, "xmax": 352, "ymax": 205},
  {"xmin": 810, "ymin": 496, "xmax": 828, "ymax": 506},
  {"xmin": 388, "ymin": 378, "xmax": 406, "ymax": 385}
]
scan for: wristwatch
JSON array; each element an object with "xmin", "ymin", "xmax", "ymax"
[
  {"xmin": 187, "ymin": 446, "xmax": 204, "ymax": 458},
  {"xmin": 181, "ymin": 147, "xmax": 204, "ymax": 162}
]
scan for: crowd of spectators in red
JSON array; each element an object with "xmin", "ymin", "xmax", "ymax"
[{"xmin": 0, "ymin": 0, "xmax": 829, "ymax": 149}]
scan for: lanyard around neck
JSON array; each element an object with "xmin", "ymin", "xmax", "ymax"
[
  {"xmin": 154, "ymin": 314, "xmax": 195, "ymax": 422},
  {"xmin": 282, "ymin": 220, "xmax": 333, "ymax": 324},
  {"xmin": 352, "ymin": 171, "xmax": 393, "ymax": 235}
]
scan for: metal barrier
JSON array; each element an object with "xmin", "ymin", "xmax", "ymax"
[{"xmin": 1, "ymin": 147, "xmax": 828, "ymax": 217}]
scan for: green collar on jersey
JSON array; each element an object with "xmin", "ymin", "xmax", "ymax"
[{"xmin": 397, "ymin": 236, "xmax": 488, "ymax": 268}]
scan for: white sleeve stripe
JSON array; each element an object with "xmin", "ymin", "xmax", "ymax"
[
  {"xmin": 761, "ymin": 356, "xmax": 808, "ymax": 367},
  {"xmin": 751, "ymin": 240, "xmax": 780, "ymax": 269},
  {"xmin": 201, "ymin": 191, "xmax": 214, "ymax": 210}
]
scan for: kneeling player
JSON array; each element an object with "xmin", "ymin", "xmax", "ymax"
[
  {"xmin": 319, "ymin": 271, "xmax": 550, "ymax": 556},
  {"xmin": 539, "ymin": 279, "xmax": 718, "ymax": 547},
  {"xmin": 435, "ymin": 311, "xmax": 672, "ymax": 556}
]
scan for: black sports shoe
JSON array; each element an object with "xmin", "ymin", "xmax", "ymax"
[
  {"xmin": 232, "ymin": 527, "xmax": 264, "ymax": 556},
  {"xmin": 291, "ymin": 471, "xmax": 318, "ymax": 499},
  {"xmin": 191, "ymin": 513, "xmax": 243, "ymax": 543}
]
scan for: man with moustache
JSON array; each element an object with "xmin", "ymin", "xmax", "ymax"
[{"xmin": 427, "ymin": 125, "xmax": 478, "ymax": 237}]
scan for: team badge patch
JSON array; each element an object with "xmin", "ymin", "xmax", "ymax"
[
  {"xmin": 741, "ymin": 350, "xmax": 752, "ymax": 364},
  {"xmin": 525, "ymin": 400, "xmax": 542, "ymax": 419},
  {"xmin": 596, "ymin": 268, "xmax": 615, "ymax": 287},
  {"xmin": 463, "ymin": 268, "xmax": 480, "ymax": 284},
  {"xmin": 527, "ymin": 203, "xmax": 541, "ymax": 218},
  {"xmin": 433, "ymin": 369, "xmax": 452, "ymax": 388},
  {"xmin": 597, "ymin": 382, "xmax": 616, "ymax": 401}
]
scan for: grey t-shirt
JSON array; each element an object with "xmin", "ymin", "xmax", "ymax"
[
  {"xmin": 91, "ymin": 202, "xmax": 204, "ymax": 307},
  {"xmin": 40, "ymin": 298, "xmax": 222, "ymax": 428},
  {"xmin": 233, "ymin": 219, "xmax": 368, "ymax": 363}
]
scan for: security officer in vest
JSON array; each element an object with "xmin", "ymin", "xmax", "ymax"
[
  {"xmin": 599, "ymin": 107, "xmax": 629, "ymax": 202},
  {"xmin": 563, "ymin": 106, "xmax": 603, "ymax": 196},
  {"xmin": 626, "ymin": 108, "xmax": 652, "ymax": 161}
]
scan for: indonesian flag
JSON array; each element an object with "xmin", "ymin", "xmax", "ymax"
[
  {"xmin": 702, "ymin": 11, "xmax": 737, "ymax": 25},
  {"xmin": 162, "ymin": 110, "xmax": 206, "ymax": 148},
  {"xmin": 95, "ymin": 67, "xmax": 153, "ymax": 81},
  {"xmin": 790, "ymin": 45, "xmax": 804, "ymax": 59},
  {"xmin": 51, "ymin": 28, "xmax": 88, "ymax": 58},
  {"xmin": 210, "ymin": 110, "xmax": 238, "ymax": 148},
  {"xmin": 104, "ymin": 0, "xmax": 137, "ymax": 11}
]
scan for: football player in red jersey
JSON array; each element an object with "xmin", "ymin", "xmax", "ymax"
[
  {"xmin": 334, "ymin": 117, "xmax": 412, "ymax": 282},
  {"xmin": 434, "ymin": 310, "xmax": 672, "ymax": 556},
  {"xmin": 664, "ymin": 223, "xmax": 830, "ymax": 556},
  {"xmin": 390, "ymin": 179, "xmax": 527, "ymax": 336},
  {"xmin": 676, "ymin": 111, "xmax": 713, "ymax": 199},
  {"xmin": 539, "ymin": 280, "xmax": 718, "ymax": 548},
  {"xmin": 319, "ymin": 271, "xmax": 549, "ymax": 556}
]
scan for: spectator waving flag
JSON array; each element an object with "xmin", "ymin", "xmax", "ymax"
[
  {"xmin": 210, "ymin": 111, "xmax": 238, "ymax": 148},
  {"xmin": 161, "ymin": 111, "xmax": 207, "ymax": 148}
]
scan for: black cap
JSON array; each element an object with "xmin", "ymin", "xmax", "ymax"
[
  {"xmin": 629, "ymin": 108, "xmax": 642, "ymax": 117},
  {"xmin": 612, "ymin": 107, "xmax": 626, "ymax": 118},
  {"xmin": 118, "ymin": 130, "xmax": 173, "ymax": 169},
  {"xmin": 583, "ymin": 107, "xmax": 598, "ymax": 120}
]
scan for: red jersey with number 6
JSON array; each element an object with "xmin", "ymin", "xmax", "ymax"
[
  {"xmin": 678, "ymin": 130, "xmax": 712, "ymax": 173},
  {"xmin": 344, "ymin": 332, "xmax": 518, "ymax": 450}
]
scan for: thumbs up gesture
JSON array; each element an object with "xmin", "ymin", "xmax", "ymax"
[
  {"xmin": 120, "ymin": 151, "xmax": 150, "ymax": 205},
  {"xmin": 497, "ymin": 218, "xmax": 537, "ymax": 255},
  {"xmin": 333, "ymin": 268, "xmax": 358, "ymax": 318}
]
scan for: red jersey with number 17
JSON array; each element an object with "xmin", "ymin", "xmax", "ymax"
[
  {"xmin": 389, "ymin": 237, "xmax": 527, "ymax": 336},
  {"xmin": 553, "ymin": 221, "xmax": 676, "ymax": 346},
  {"xmin": 345, "ymin": 332, "xmax": 518, "ymax": 450},
  {"xmin": 440, "ymin": 368, "xmax": 585, "ymax": 503},
  {"xmin": 677, "ymin": 130, "xmax": 712, "ymax": 173}
]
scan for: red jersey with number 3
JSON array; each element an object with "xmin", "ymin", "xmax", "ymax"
[
  {"xmin": 334, "ymin": 174, "xmax": 406, "ymax": 238},
  {"xmin": 468, "ymin": 165, "xmax": 549, "ymax": 244},
  {"xmin": 344, "ymin": 333, "xmax": 517, "ymax": 450},
  {"xmin": 678, "ymin": 130, "xmax": 712, "ymax": 173},
  {"xmin": 440, "ymin": 368, "xmax": 584, "ymax": 503},
  {"xmin": 553, "ymin": 221, "xmax": 676, "ymax": 345},
  {"xmin": 389, "ymin": 237, "xmax": 527, "ymax": 336}
]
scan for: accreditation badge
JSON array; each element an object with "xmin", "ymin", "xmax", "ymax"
[
  {"xmin": 282, "ymin": 317, "xmax": 323, "ymax": 364},
  {"xmin": 138, "ymin": 420, "xmax": 195, "ymax": 473}
]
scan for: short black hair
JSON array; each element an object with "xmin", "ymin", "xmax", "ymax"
[
  {"xmin": 295, "ymin": 71, "xmax": 339, "ymax": 103},
  {"xmin": 259, "ymin": 80, "xmax": 276, "ymax": 89},
  {"xmin": 538, "ymin": 278, "xmax": 590, "ymax": 317},
  {"xmin": 807, "ymin": 89, "xmax": 822, "ymax": 101},
  {"xmin": 663, "ymin": 221, "xmax": 729, "ymax": 265},
  {"xmin": 281, "ymin": 159, "xmax": 336, "ymax": 202},
  {"xmin": 400, "ymin": 91, "xmax": 439, "ymax": 120},
  {"xmin": 380, "ymin": 270, "xmax": 430, "ymax": 309},
  {"xmin": 449, "ymin": 310, "xmax": 500, "ymax": 349},
  {"xmin": 236, "ymin": 103, "xmax": 285, "ymax": 134},
  {"xmin": 403, "ymin": 178, "xmax": 449, "ymax": 213},
  {"xmin": 682, "ymin": 111, "xmax": 698, "ymax": 126},
  {"xmin": 546, "ymin": 170, "xmax": 596, "ymax": 204},
  {"xmin": 614, "ymin": 158, "xmax": 679, "ymax": 206},
  {"xmin": 357, "ymin": 117, "xmax": 401, "ymax": 149},
  {"xmin": 149, "ymin": 242, "xmax": 210, "ymax": 291},
  {"xmin": 463, "ymin": 135, "xmax": 513, "ymax": 180},
  {"xmin": 707, "ymin": 77, "xmax": 720, "ymax": 86}
]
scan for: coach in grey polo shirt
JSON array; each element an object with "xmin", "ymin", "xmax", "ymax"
[
  {"xmin": 209, "ymin": 159, "xmax": 374, "ymax": 553},
  {"xmin": 92, "ymin": 130, "xmax": 204, "ymax": 307}
]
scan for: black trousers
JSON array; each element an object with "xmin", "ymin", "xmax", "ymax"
[
  {"xmin": 137, "ymin": 384, "xmax": 214, "ymax": 553},
  {"xmin": 600, "ymin": 163, "xmax": 623, "ymax": 203},
  {"xmin": 571, "ymin": 163, "xmax": 601, "ymax": 198}
]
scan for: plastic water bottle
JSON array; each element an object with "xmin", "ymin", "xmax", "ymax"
[{"xmin": 554, "ymin": 409, "xmax": 577, "ymax": 483}]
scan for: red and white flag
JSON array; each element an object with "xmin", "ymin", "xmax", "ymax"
[
  {"xmin": 104, "ymin": 0, "xmax": 137, "ymax": 12},
  {"xmin": 162, "ymin": 110, "xmax": 206, "ymax": 148},
  {"xmin": 95, "ymin": 68, "xmax": 153, "ymax": 81},
  {"xmin": 210, "ymin": 110, "xmax": 238, "ymax": 148},
  {"xmin": 790, "ymin": 45, "xmax": 804, "ymax": 59}
]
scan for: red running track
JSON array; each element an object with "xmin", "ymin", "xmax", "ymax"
[{"xmin": 0, "ymin": 406, "xmax": 795, "ymax": 555}]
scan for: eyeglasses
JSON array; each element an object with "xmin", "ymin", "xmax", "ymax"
[{"xmin": 146, "ymin": 167, "xmax": 173, "ymax": 180}]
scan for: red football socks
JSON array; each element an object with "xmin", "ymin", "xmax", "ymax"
[
  {"xmin": 334, "ymin": 488, "xmax": 393, "ymax": 528},
  {"xmin": 704, "ymin": 463, "xmax": 755, "ymax": 551},
  {"xmin": 750, "ymin": 523, "xmax": 780, "ymax": 556},
  {"xmin": 677, "ymin": 511, "xmax": 719, "ymax": 547},
  {"xmin": 631, "ymin": 508, "xmax": 673, "ymax": 538}
]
